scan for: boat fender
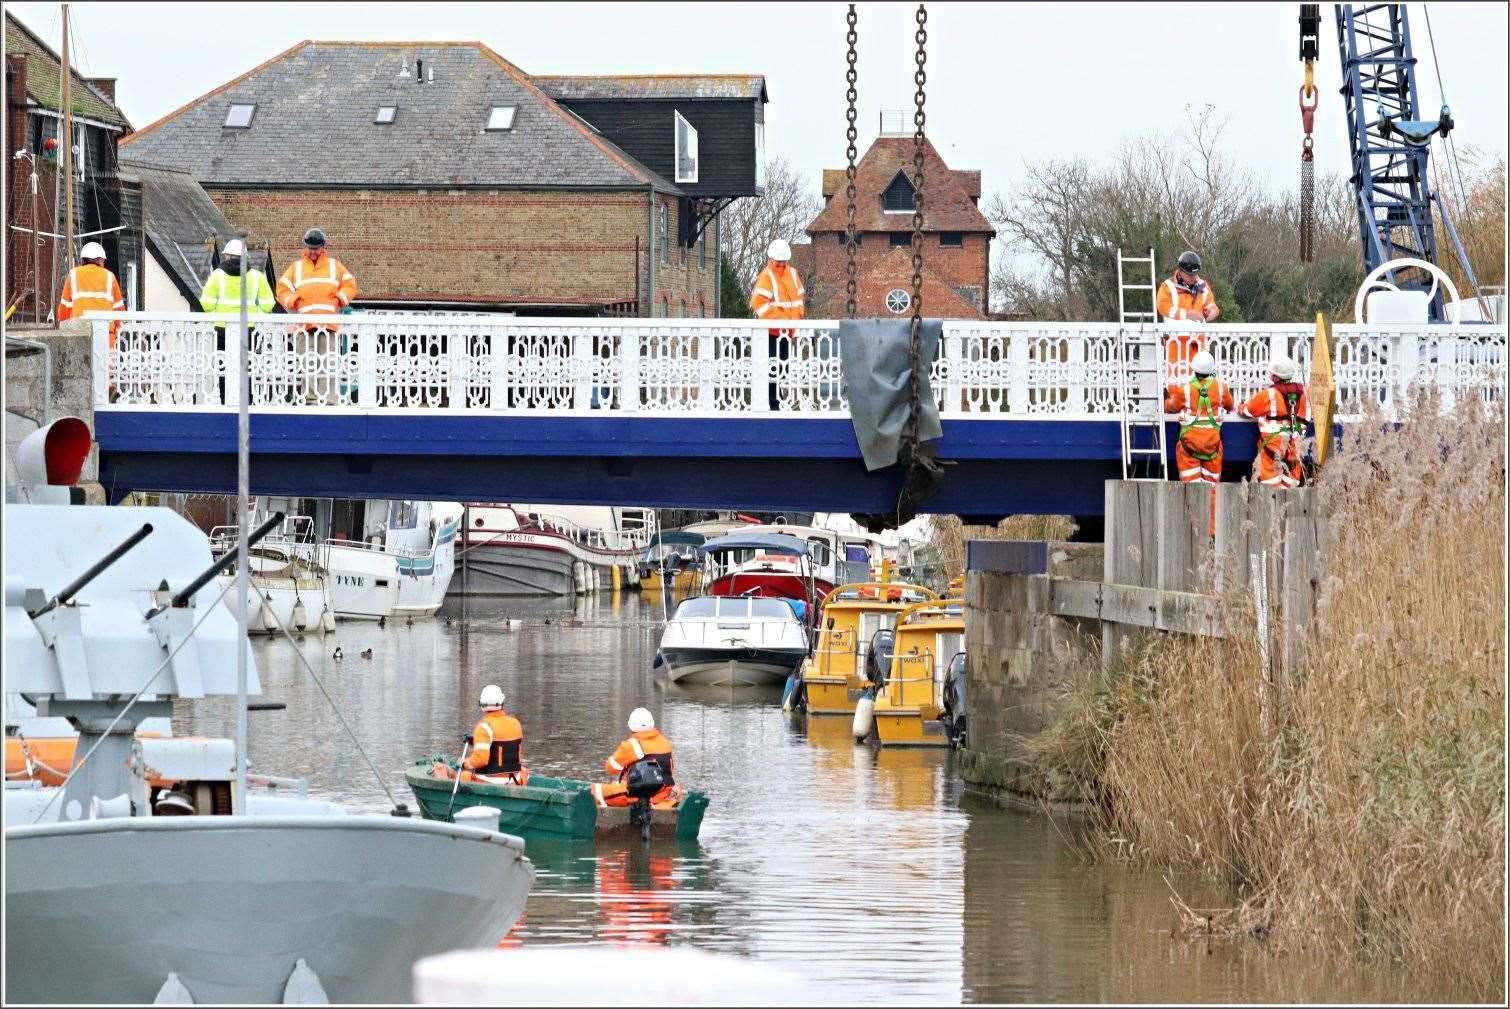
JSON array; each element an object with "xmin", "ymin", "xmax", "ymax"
[
  {"xmin": 153, "ymin": 972, "xmax": 194, "ymax": 1004},
  {"xmin": 291, "ymin": 597, "xmax": 309, "ymax": 631},
  {"xmin": 260, "ymin": 596, "xmax": 278, "ymax": 632},
  {"xmin": 320, "ymin": 607, "xmax": 336, "ymax": 633},
  {"xmin": 282, "ymin": 958, "xmax": 329, "ymax": 1004},
  {"xmin": 781, "ymin": 673, "xmax": 801, "ymax": 712},
  {"xmin": 852, "ymin": 690, "xmax": 875, "ymax": 743}
]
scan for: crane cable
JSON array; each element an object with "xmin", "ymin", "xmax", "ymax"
[
  {"xmin": 844, "ymin": 4, "xmax": 859, "ymax": 319},
  {"xmin": 1421, "ymin": 4, "xmax": 1489, "ymax": 315}
]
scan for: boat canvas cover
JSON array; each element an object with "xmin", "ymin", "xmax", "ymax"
[{"xmin": 699, "ymin": 532, "xmax": 811, "ymax": 556}]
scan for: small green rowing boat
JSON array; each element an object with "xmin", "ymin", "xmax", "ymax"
[{"xmin": 405, "ymin": 760, "xmax": 710, "ymax": 841}]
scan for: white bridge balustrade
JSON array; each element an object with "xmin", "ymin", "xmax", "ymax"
[{"xmin": 92, "ymin": 314, "xmax": 1506, "ymax": 422}]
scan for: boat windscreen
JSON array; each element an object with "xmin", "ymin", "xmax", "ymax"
[
  {"xmin": 749, "ymin": 598, "xmax": 799, "ymax": 621},
  {"xmin": 674, "ymin": 597, "xmax": 718, "ymax": 618}
]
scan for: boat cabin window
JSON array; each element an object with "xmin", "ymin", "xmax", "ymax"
[
  {"xmin": 387, "ymin": 501, "xmax": 419, "ymax": 530},
  {"xmin": 935, "ymin": 632, "xmax": 963, "ymax": 680},
  {"xmin": 844, "ymin": 543, "xmax": 871, "ymax": 564},
  {"xmin": 806, "ymin": 537, "xmax": 832, "ymax": 568}
]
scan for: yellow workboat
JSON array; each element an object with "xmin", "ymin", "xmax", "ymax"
[
  {"xmin": 801, "ymin": 580, "xmax": 938, "ymax": 715},
  {"xmin": 867, "ymin": 598, "xmax": 965, "ymax": 747}
]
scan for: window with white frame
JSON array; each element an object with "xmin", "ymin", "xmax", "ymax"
[
  {"xmin": 674, "ymin": 110, "xmax": 698, "ymax": 184},
  {"xmin": 754, "ymin": 121, "xmax": 766, "ymax": 188},
  {"xmin": 375, "ymin": 106, "xmax": 397, "ymax": 124},
  {"xmin": 486, "ymin": 106, "xmax": 516, "ymax": 131},
  {"xmin": 659, "ymin": 204, "xmax": 669, "ymax": 263}
]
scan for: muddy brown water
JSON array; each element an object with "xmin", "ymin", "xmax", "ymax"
[{"xmin": 178, "ymin": 593, "xmax": 1430, "ymax": 1002}]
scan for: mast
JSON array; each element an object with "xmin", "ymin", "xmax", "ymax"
[
  {"xmin": 60, "ymin": 3, "xmax": 74, "ymax": 275},
  {"xmin": 235, "ymin": 229, "xmax": 251, "ymax": 805}
]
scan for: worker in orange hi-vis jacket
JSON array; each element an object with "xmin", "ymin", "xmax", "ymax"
[
  {"xmin": 1164, "ymin": 350, "xmax": 1235, "ymax": 485},
  {"xmin": 58, "ymin": 241, "xmax": 126, "ymax": 347},
  {"xmin": 277, "ymin": 227, "xmax": 358, "ymax": 404},
  {"xmin": 1241, "ymin": 356, "xmax": 1311, "ymax": 489},
  {"xmin": 590, "ymin": 708, "xmax": 675, "ymax": 809},
  {"xmin": 463, "ymin": 684, "xmax": 529, "ymax": 786},
  {"xmin": 750, "ymin": 239, "xmax": 805, "ymax": 411},
  {"xmin": 1157, "ymin": 250, "xmax": 1220, "ymax": 369}
]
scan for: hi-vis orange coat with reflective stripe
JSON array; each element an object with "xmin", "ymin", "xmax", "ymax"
[
  {"xmin": 1157, "ymin": 277, "xmax": 1216, "ymax": 322},
  {"xmin": 466, "ymin": 710, "xmax": 524, "ymax": 770},
  {"xmin": 277, "ymin": 251, "xmax": 358, "ymax": 315},
  {"xmin": 592, "ymin": 728, "xmax": 674, "ymax": 807},
  {"xmin": 1164, "ymin": 377, "xmax": 1235, "ymax": 483},
  {"xmin": 59, "ymin": 263, "xmax": 126, "ymax": 345},
  {"xmin": 749, "ymin": 263, "xmax": 805, "ymax": 327},
  {"xmin": 1241, "ymin": 383, "xmax": 1311, "ymax": 488}
]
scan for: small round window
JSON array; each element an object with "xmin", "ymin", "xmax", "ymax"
[{"xmin": 886, "ymin": 288, "xmax": 911, "ymax": 314}]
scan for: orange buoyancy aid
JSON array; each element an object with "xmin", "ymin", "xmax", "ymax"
[{"xmin": 466, "ymin": 710, "xmax": 525, "ymax": 774}]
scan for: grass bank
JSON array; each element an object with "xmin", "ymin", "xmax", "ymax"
[{"xmin": 1031, "ymin": 399, "xmax": 1506, "ymax": 1000}]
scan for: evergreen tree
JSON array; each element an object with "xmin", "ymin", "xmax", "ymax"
[{"xmin": 719, "ymin": 254, "xmax": 751, "ymax": 318}]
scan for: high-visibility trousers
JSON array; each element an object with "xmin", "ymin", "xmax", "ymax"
[
  {"xmin": 1255, "ymin": 434, "xmax": 1303, "ymax": 488},
  {"xmin": 1175, "ymin": 427, "xmax": 1223, "ymax": 484}
]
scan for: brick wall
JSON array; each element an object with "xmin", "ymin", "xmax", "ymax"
[
  {"xmin": 651, "ymin": 193, "xmax": 718, "ymax": 318},
  {"xmin": 205, "ymin": 187, "xmax": 717, "ymax": 314},
  {"xmin": 807, "ymin": 231, "xmax": 990, "ymax": 318}
]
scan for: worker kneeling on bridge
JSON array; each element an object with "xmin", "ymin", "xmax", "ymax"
[
  {"xmin": 1241, "ymin": 356, "xmax": 1311, "ymax": 489},
  {"xmin": 464, "ymin": 684, "xmax": 529, "ymax": 785},
  {"xmin": 1164, "ymin": 350, "xmax": 1233, "ymax": 484},
  {"xmin": 1158, "ymin": 251, "xmax": 1220, "ymax": 367},
  {"xmin": 591, "ymin": 707, "xmax": 675, "ymax": 808}
]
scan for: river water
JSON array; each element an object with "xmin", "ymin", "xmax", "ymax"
[{"xmin": 180, "ymin": 593, "xmax": 1426, "ymax": 1003}]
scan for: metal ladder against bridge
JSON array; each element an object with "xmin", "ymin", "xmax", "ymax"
[{"xmin": 1115, "ymin": 248, "xmax": 1168, "ymax": 481}]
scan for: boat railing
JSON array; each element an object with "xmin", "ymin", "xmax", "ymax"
[
  {"xmin": 885, "ymin": 651, "xmax": 938, "ymax": 706},
  {"xmin": 519, "ymin": 509, "xmax": 653, "ymax": 554},
  {"xmin": 324, "ymin": 536, "xmax": 432, "ymax": 561},
  {"xmin": 812, "ymin": 627, "xmax": 858, "ymax": 673}
]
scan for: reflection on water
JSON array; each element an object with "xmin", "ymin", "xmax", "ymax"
[{"xmin": 178, "ymin": 593, "xmax": 1428, "ymax": 1003}]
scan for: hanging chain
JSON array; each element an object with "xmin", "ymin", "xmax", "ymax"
[
  {"xmin": 1298, "ymin": 4, "xmax": 1319, "ymax": 263},
  {"xmin": 910, "ymin": 4, "xmax": 927, "ymax": 326},
  {"xmin": 845, "ymin": 4, "xmax": 859, "ymax": 318}
]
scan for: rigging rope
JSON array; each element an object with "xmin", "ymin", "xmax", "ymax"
[{"xmin": 1421, "ymin": 4, "xmax": 1488, "ymax": 312}]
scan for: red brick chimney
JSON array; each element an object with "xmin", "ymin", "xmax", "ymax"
[{"xmin": 86, "ymin": 77, "xmax": 116, "ymax": 102}]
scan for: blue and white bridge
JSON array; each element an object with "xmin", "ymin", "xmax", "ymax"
[{"xmin": 91, "ymin": 314, "xmax": 1504, "ymax": 517}]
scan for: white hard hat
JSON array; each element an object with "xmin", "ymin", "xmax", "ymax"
[
  {"xmin": 627, "ymin": 707, "xmax": 655, "ymax": 732},
  {"xmin": 1269, "ymin": 355, "xmax": 1297, "ymax": 381},
  {"xmin": 79, "ymin": 241, "xmax": 106, "ymax": 261},
  {"xmin": 479, "ymin": 684, "xmax": 505, "ymax": 708},
  {"xmin": 1190, "ymin": 350, "xmax": 1216, "ymax": 377},
  {"xmin": 767, "ymin": 238, "xmax": 792, "ymax": 262},
  {"xmin": 222, "ymin": 238, "xmax": 245, "ymax": 257}
]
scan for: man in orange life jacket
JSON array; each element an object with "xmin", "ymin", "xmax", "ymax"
[
  {"xmin": 1164, "ymin": 350, "xmax": 1234, "ymax": 484},
  {"xmin": 465, "ymin": 684, "xmax": 529, "ymax": 785},
  {"xmin": 1241, "ymin": 355, "xmax": 1311, "ymax": 489},
  {"xmin": 749, "ymin": 238, "xmax": 805, "ymax": 411},
  {"xmin": 1157, "ymin": 250, "xmax": 1220, "ymax": 367},
  {"xmin": 591, "ymin": 707, "xmax": 675, "ymax": 808}
]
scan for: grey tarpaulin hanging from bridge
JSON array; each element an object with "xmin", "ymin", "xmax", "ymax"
[{"xmin": 838, "ymin": 317, "xmax": 943, "ymax": 471}]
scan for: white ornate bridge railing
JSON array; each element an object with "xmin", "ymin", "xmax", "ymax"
[{"xmin": 92, "ymin": 315, "xmax": 1505, "ymax": 422}]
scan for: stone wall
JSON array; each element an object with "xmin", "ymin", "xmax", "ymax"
[
  {"xmin": 4, "ymin": 320, "xmax": 99, "ymax": 484},
  {"xmin": 960, "ymin": 542, "xmax": 1102, "ymax": 806}
]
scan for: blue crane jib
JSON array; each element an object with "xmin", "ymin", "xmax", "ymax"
[{"xmin": 1334, "ymin": 3, "xmax": 1464, "ymax": 320}]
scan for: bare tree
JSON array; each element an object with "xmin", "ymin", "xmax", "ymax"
[{"xmin": 720, "ymin": 157, "xmax": 823, "ymax": 292}]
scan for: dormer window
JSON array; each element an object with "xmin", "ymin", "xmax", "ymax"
[
  {"xmin": 882, "ymin": 171, "xmax": 916, "ymax": 213},
  {"xmin": 486, "ymin": 106, "xmax": 516, "ymax": 131},
  {"xmin": 674, "ymin": 111, "xmax": 699, "ymax": 184},
  {"xmin": 224, "ymin": 103, "xmax": 256, "ymax": 129},
  {"xmin": 375, "ymin": 106, "xmax": 397, "ymax": 124}
]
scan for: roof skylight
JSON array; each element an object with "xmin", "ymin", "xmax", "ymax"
[
  {"xmin": 486, "ymin": 106, "xmax": 517, "ymax": 131},
  {"xmin": 224, "ymin": 103, "xmax": 255, "ymax": 129},
  {"xmin": 375, "ymin": 106, "xmax": 397, "ymax": 124}
]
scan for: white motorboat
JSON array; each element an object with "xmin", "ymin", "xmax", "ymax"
[
  {"xmin": 657, "ymin": 595, "xmax": 811, "ymax": 688},
  {"xmin": 3, "ymin": 420, "xmax": 534, "ymax": 1005},
  {"xmin": 212, "ymin": 514, "xmax": 334, "ymax": 635},
  {"xmin": 326, "ymin": 501, "xmax": 460, "ymax": 620}
]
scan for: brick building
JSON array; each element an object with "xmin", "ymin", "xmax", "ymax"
[
  {"xmin": 796, "ymin": 133, "xmax": 994, "ymax": 319},
  {"xmin": 119, "ymin": 41, "xmax": 765, "ymax": 316},
  {"xmin": 4, "ymin": 12, "xmax": 142, "ymax": 324}
]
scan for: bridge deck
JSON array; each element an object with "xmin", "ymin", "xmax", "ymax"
[{"xmin": 90, "ymin": 315, "xmax": 1504, "ymax": 515}]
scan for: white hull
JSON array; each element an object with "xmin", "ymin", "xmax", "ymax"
[
  {"xmin": 664, "ymin": 655, "xmax": 802, "ymax": 688},
  {"xmin": 219, "ymin": 578, "xmax": 332, "ymax": 635},
  {"xmin": 326, "ymin": 543, "xmax": 400, "ymax": 620},
  {"xmin": 4, "ymin": 815, "xmax": 534, "ymax": 1005}
]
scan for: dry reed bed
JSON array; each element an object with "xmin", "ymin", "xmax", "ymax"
[{"xmin": 1033, "ymin": 397, "xmax": 1505, "ymax": 1000}]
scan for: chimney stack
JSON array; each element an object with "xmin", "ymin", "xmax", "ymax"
[{"xmin": 86, "ymin": 77, "xmax": 116, "ymax": 102}]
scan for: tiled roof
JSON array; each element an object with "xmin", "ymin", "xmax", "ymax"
[
  {"xmin": 120, "ymin": 41, "xmax": 680, "ymax": 192},
  {"xmin": 535, "ymin": 74, "xmax": 767, "ymax": 102},
  {"xmin": 3, "ymin": 12, "xmax": 130, "ymax": 128},
  {"xmin": 808, "ymin": 136, "xmax": 993, "ymax": 235},
  {"xmin": 121, "ymin": 159, "xmax": 240, "ymax": 302}
]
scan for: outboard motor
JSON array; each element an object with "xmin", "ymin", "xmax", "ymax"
[
  {"xmin": 865, "ymin": 629, "xmax": 896, "ymax": 689},
  {"xmin": 942, "ymin": 651, "xmax": 967, "ymax": 749},
  {"xmin": 622, "ymin": 759, "xmax": 669, "ymax": 843}
]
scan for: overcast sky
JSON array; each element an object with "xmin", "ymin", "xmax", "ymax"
[{"xmin": 9, "ymin": 1, "xmax": 1507, "ymax": 220}]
